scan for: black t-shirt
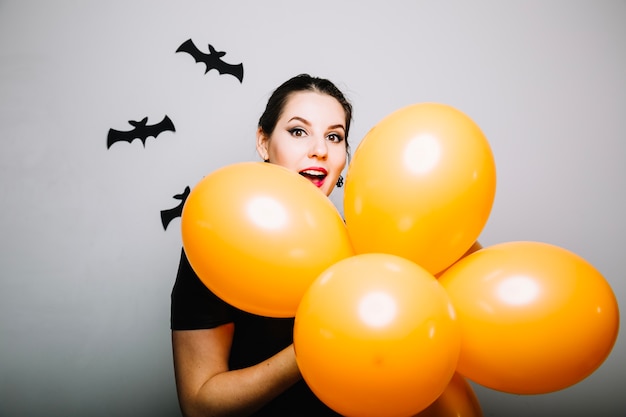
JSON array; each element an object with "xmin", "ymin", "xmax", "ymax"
[{"xmin": 170, "ymin": 249, "xmax": 341, "ymax": 416}]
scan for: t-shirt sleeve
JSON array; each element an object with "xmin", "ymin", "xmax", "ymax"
[{"xmin": 170, "ymin": 248, "xmax": 235, "ymax": 330}]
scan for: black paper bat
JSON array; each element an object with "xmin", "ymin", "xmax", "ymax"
[
  {"xmin": 107, "ymin": 116, "xmax": 176, "ymax": 149},
  {"xmin": 161, "ymin": 186, "xmax": 190, "ymax": 231},
  {"xmin": 176, "ymin": 39, "xmax": 244, "ymax": 83}
]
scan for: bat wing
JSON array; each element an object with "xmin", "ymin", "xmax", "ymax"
[
  {"xmin": 107, "ymin": 127, "xmax": 140, "ymax": 148},
  {"xmin": 160, "ymin": 207, "xmax": 180, "ymax": 230},
  {"xmin": 176, "ymin": 39, "xmax": 205, "ymax": 64},
  {"xmin": 215, "ymin": 60, "xmax": 244, "ymax": 83},
  {"xmin": 144, "ymin": 115, "xmax": 176, "ymax": 139}
]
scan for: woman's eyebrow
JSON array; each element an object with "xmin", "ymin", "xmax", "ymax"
[
  {"xmin": 287, "ymin": 116, "xmax": 311, "ymax": 126},
  {"xmin": 287, "ymin": 117, "xmax": 345, "ymax": 132}
]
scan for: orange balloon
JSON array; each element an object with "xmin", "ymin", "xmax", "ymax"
[
  {"xmin": 344, "ymin": 103, "xmax": 496, "ymax": 275},
  {"xmin": 181, "ymin": 162, "xmax": 353, "ymax": 317},
  {"xmin": 294, "ymin": 254, "xmax": 461, "ymax": 417},
  {"xmin": 416, "ymin": 373, "xmax": 483, "ymax": 417},
  {"xmin": 435, "ymin": 241, "xmax": 483, "ymax": 278},
  {"xmin": 439, "ymin": 241, "xmax": 620, "ymax": 394}
]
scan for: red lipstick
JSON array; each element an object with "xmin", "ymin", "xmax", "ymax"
[{"xmin": 299, "ymin": 167, "xmax": 328, "ymax": 188}]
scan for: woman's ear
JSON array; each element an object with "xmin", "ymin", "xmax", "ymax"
[{"xmin": 256, "ymin": 127, "xmax": 270, "ymax": 161}]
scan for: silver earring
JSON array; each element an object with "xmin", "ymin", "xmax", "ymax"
[{"xmin": 336, "ymin": 175, "xmax": 344, "ymax": 188}]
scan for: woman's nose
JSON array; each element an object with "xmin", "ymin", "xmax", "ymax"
[{"xmin": 309, "ymin": 136, "xmax": 328, "ymax": 159}]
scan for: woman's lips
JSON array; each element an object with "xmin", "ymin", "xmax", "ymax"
[{"xmin": 299, "ymin": 168, "xmax": 328, "ymax": 188}]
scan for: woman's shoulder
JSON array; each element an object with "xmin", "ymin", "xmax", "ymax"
[{"xmin": 170, "ymin": 248, "xmax": 236, "ymax": 330}]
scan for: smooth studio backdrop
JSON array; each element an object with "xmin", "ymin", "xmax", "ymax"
[{"xmin": 0, "ymin": 1, "xmax": 624, "ymax": 416}]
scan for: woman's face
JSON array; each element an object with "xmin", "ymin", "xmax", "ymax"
[{"xmin": 257, "ymin": 91, "xmax": 348, "ymax": 197}]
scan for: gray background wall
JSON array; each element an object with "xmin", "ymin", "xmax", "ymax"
[{"xmin": 0, "ymin": 1, "xmax": 624, "ymax": 416}]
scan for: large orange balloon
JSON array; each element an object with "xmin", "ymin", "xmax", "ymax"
[
  {"xmin": 416, "ymin": 373, "xmax": 483, "ymax": 417},
  {"xmin": 294, "ymin": 254, "xmax": 461, "ymax": 417},
  {"xmin": 344, "ymin": 103, "xmax": 496, "ymax": 275},
  {"xmin": 439, "ymin": 241, "xmax": 619, "ymax": 394},
  {"xmin": 181, "ymin": 162, "xmax": 353, "ymax": 317}
]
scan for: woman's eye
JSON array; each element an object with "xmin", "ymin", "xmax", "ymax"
[
  {"xmin": 328, "ymin": 133, "xmax": 344, "ymax": 143},
  {"xmin": 289, "ymin": 128, "xmax": 306, "ymax": 137}
]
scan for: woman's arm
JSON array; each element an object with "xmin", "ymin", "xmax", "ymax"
[{"xmin": 172, "ymin": 324, "xmax": 302, "ymax": 417}]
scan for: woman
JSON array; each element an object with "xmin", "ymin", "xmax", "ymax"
[{"xmin": 171, "ymin": 74, "xmax": 352, "ymax": 416}]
